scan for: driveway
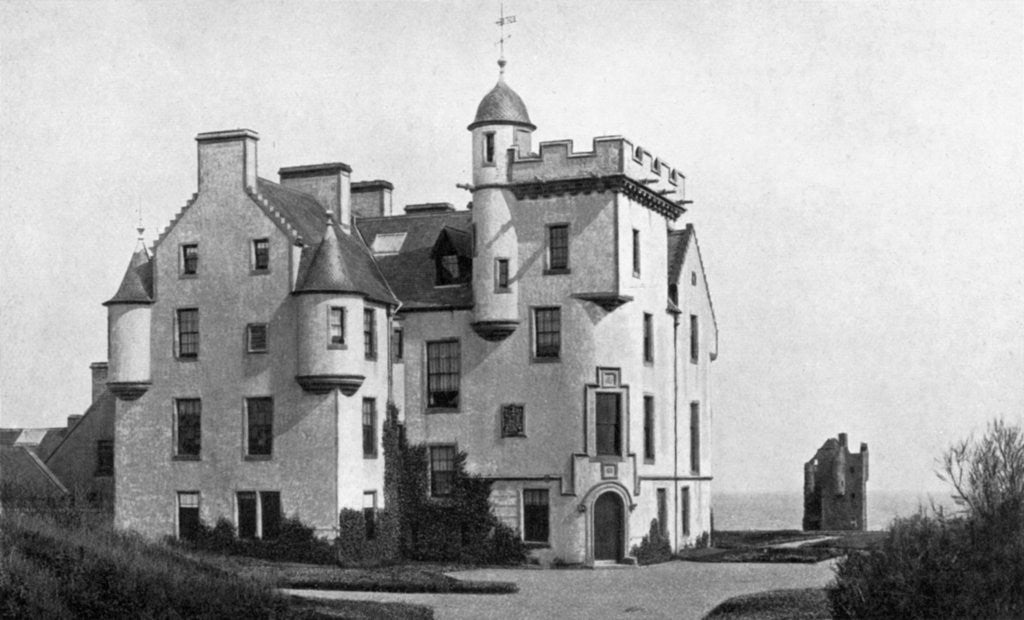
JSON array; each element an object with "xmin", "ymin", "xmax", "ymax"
[{"xmin": 287, "ymin": 560, "xmax": 837, "ymax": 619}]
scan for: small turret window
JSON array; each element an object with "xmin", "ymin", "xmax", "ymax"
[
  {"xmin": 328, "ymin": 307, "xmax": 345, "ymax": 346},
  {"xmin": 495, "ymin": 258, "xmax": 510, "ymax": 291},
  {"xmin": 484, "ymin": 132, "xmax": 495, "ymax": 164}
]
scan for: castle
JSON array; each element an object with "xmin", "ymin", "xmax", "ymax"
[
  {"xmin": 97, "ymin": 61, "xmax": 718, "ymax": 564},
  {"xmin": 803, "ymin": 433, "xmax": 868, "ymax": 531}
]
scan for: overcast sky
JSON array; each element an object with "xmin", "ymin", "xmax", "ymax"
[{"xmin": 2, "ymin": 1, "xmax": 1021, "ymax": 497}]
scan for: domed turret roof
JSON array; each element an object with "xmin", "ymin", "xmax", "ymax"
[{"xmin": 468, "ymin": 75, "xmax": 535, "ymax": 131}]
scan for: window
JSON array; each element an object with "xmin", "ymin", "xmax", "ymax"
[
  {"xmin": 690, "ymin": 314, "xmax": 699, "ymax": 363},
  {"xmin": 681, "ymin": 487, "xmax": 691, "ymax": 536},
  {"xmin": 437, "ymin": 254, "xmax": 461, "ymax": 284},
  {"xmin": 596, "ymin": 393, "xmax": 621, "ymax": 456},
  {"xmin": 181, "ymin": 244, "xmax": 198, "ymax": 275},
  {"xmin": 237, "ymin": 491, "xmax": 281, "ymax": 539},
  {"xmin": 643, "ymin": 396, "xmax": 655, "ymax": 462},
  {"xmin": 484, "ymin": 132, "xmax": 495, "ymax": 164},
  {"xmin": 329, "ymin": 307, "xmax": 345, "ymax": 346},
  {"xmin": 246, "ymin": 397, "xmax": 273, "ymax": 457},
  {"xmin": 429, "ymin": 445, "xmax": 456, "ymax": 497},
  {"xmin": 95, "ymin": 440, "xmax": 113, "ymax": 476},
  {"xmin": 247, "ymin": 323, "xmax": 268, "ymax": 353},
  {"xmin": 632, "ymin": 229, "xmax": 641, "ymax": 276},
  {"xmin": 176, "ymin": 399, "xmax": 201, "ymax": 457},
  {"xmin": 363, "ymin": 491, "xmax": 377, "ymax": 540},
  {"xmin": 547, "ymin": 224, "xmax": 569, "ymax": 271},
  {"xmin": 426, "ymin": 340, "xmax": 460, "ymax": 409},
  {"xmin": 690, "ymin": 402, "xmax": 700, "ymax": 473},
  {"xmin": 176, "ymin": 308, "xmax": 199, "ymax": 359},
  {"xmin": 643, "ymin": 313, "xmax": 653, "ymax": 363},
  {"xmin": 668, "ymin": 283, "xmax": 678, "ymax": 306},
  {"xmin": 533, "ymin": 307, "xmax": 561, "ymax": 359},
  {"xmin": 691, "ymin": 271, "xmax": 697, "ymax": 286},
  {"xmin": 364, "ymin": 308, "xmax": 376, "ymax": 359},
  {"xmin": 657, "ymin": 488, "xmax": 668, "ymax": 536},
  {"xmin": 501, "ymin": 404, "xmax": 525, "ymax": 437},
  {"xmin": 392, "ymin": 326, "xmax": 403, "ymax": 362},
  {"xmin": 252, "ymin": 238, "xmax": 269, "ymax": 271},
  {"xmin": 495, "ymin": 258, "xmax": 510, "ymax": 291},
  {"xmin": 178, "ymin": 492, "xmax": 200, "ymax": 541},
  {"xmin": 523, "ymin": 489, "xmax": 550, "ymax": 543},
  {"xmin": 362, "ymin": 398, "xmax": 377, "ymax": 458}
]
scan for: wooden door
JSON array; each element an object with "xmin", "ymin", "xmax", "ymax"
[{"xmin": 594, "ymin": 492, "xmax": 624, "ymax": 561}]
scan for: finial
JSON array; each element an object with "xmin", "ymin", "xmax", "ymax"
[
  {"xmin": 135, "ymin": 200, "xmax": 145, "ymax": 242},
  {"xmin": 495, "ymin": 2, "xmax": 516, "ymax": 77}
]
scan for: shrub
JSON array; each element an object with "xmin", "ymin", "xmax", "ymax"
[
  {"xmin": 175, "ymin": 515, "xmax": 336, "ymax": 565},
  {"xmin": 336, "ymin": 508, "xmax": 398, "ymax": 566},
  {"xmin": 829, "ymin": 418, "xmax": 1024, "ymax": 619},
  {"xmin": 631, "ymin": 519, "xmax": 673, "ymax": 565}
]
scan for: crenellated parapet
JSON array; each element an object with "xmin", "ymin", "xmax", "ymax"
[{"xmin": 505, "ymin": 136, "xmax": 688, "ymax": 219}]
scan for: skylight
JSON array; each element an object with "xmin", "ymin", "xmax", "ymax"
[{"xmin": 371, "ymin": 232, "xmax": 407, "ymax": 256}]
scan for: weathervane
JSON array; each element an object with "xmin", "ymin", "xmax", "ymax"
[{"xmin": 495, "ymin": 2, "xmax": 516, "ymax": 74}]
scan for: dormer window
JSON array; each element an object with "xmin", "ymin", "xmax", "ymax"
[
  {"xmin": 432, "ymin": 227, "xmax": 472, "ymax": 286},
  {"xmin": 484, "ymin": 132, "xmax": 495, "ymax": 165}
]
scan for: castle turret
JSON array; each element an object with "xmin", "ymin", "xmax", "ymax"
[
  {"xmin": 103, "ymin": 229, "xmax": 153, "ymax": 400},
  {"xmin": 294, "ymin": 219, "xmax": 368, "ymax": 395},
  {"xmin": 467, "ymin": 60, "xmax": 535, "ymax": 341}
]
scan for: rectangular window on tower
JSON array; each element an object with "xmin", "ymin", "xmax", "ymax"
[
  {"xmin": 362, "ymin": 398, "xmax": 377, "ymax": 458},
  {"xmin": 533, "ymin": 307, "xmax": 561, "ymax": 360},
  {"xmin": 176, "ymin": 308, "xmax": 199, "ymax": 359},
  {"xmin": 181, "ymin": 244, "xmax": 198, "ymax": 276},
  {"xmin": 657, "ymin": 488, "xmax": 668, "ymax": 536},
  {"xmin": 690, "ymin": 314, "xmax": 699, "ymax": 363},
  {"xmin": 632, "ymin": 229, "xmax": 641, "ymax": 277},
  {"xmin": 523, "ymin": 489, "xmax": 550, "ymax": 544},
  {"xmin": 364, "ymin": 308, "xmax": 376, "ymax": 359},
  {"xmin": 426, "ymin": 340, "xmax": 460, "ymax": 410},
  {"xmin": 328, "ymin": 307, "xmax": 345, "ymax": 347},
  {"xmin": 495, "ymin": 258, "xmax": 510, "ymax": 291},
  {"xmin": 484, "ymin": 132, "xmax": 495, "ymax": 164},
  {"xmin": 252, "ymin": 238, "xmax": 270, "ymax": 272},
  {"xmin": 246, "ymin": 397, "xmax": 273, "ymax": 457},
  {"xmin": 246, "ymin": 323, "xmax": 268, "ymax": 353},
  {"xmin": 546, "ymin": 224, "xmax": 569, "ymax": 272},
  {"xmin": 175, "ymin": 398, "xmax": 201, "ymax": 458},
  {"xmin": 596, "ymin": 392, "xmax": 622, "ymax": 457},
  {"xmin": 178, "ymin": 492, "xmax": 200, "ymax": 541},
  {"xmin": 643, "ymin": 395, "xmax": 655, "ymax": 462},
  {"xmin": 681, "ymin": 486, "xmax": 691, "ymax": 536},
  {"xmin": 429, "ymin": 445, "xmax": 456, "ymax": 497},
  {"xmin": 690, "ymin": 402, "xmax": 701, "ymax": 474},
  {"xmin": 643, "ymin": 313, "xmax": 653, "ymax": 363}
]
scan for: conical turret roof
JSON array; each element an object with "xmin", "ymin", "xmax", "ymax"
[
  {"xmin": 294, "ymin": 219, "xmax": 398, "ymax": 305},
  {"xmin": 104, "ymin": 241, "xmax": 153, "ymax": 306}
]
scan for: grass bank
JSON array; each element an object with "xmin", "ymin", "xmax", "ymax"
[
  {"xmin": 679, "ymin": 530, "xmax": 885, "ymax": 564},
  {"xmin": 704, "ymin": 588, "xmax": 829, "ymax": 619},
  {"xmin": 0, "ymin": 513, "xmax": 431, "ymax": 619}
]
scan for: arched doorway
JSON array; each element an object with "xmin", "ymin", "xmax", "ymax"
[{"xmin": 593, "ymin": 491, "xmax": 624, "ymax": 561}]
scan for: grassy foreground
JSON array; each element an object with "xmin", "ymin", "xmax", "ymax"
[
  {"xmin": 705, "ymin": 588, "xmax": 829, "ymax": 619},
  {"xmin": 0, "ymin": 513, "xmax": 431, "ymax": 619}
]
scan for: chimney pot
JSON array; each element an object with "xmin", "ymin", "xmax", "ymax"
[
  {"xmin": 67, "ymin": 415, "xmax": 83, "ymax": 429},
  {"xmin": 351, "ymin": 180, "xmax": 394, "ymax": 218},
  {"xmin": 89, "ymin": 361, "xmax": 109, "ymax": 402}
]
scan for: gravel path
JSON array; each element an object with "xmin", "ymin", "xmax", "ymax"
[{"xmin": 286, "ymin": 559, "xmax": 837, "ymax": 619}]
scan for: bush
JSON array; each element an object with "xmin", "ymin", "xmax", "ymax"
[
  {"xmin": 829, "ymin": 418, "xmax": 1024, "ymax": 618},
  {"xmin": 336, "ymin": 508, "xmax": 399, "ymax": 566},
  {"xmin": 0, "ymin": 513, "xmax": 292, "ymax": 619},
  {"xmin": 176, "ymin": 515, "xmax": 336, "ymax": 565},
  {"xmin": 630, "ymin": 519, "xmax": 673, "ymax": 565}
]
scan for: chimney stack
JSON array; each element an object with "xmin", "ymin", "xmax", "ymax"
[
  {"xmin": 279, "ymin": 163, "xmax": 352, "ymax": 233},
  {"xmin": 67, "ymin": 415, "xmax": 82, "ymax": 429},
  {"xmin": 351, "ymin": 180, "xmax": 394, "ymax": 218},
  {"xmin": 838, "ymin": 433, "xmax": 848, "ymax": 448},
  {"xmin": 89, "ymin": 362, "xmax": 109, "ymax": 402},
  {"xmin": 195, "ymin": 129, "xmax": 259, "ymax": 192}
]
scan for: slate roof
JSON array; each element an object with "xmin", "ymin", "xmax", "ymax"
[
  {"xmin": 105, "ymin": 242, "xmax": 153, "ymax": 305},
  {"xmin": 295, "ymin": 221, "xmax": 398, "ymax": 305},
  {"xmin": 0, "ymin": 445, "xmax": 68, "ymax": 500},
  {"xmin": 254, "ymin": 178, "xmax": 328, "ymax": 244},
  {"xmin": 468, "ymin": 77, "xmax": 535, "ymax": 131},
  {"xmin": 356, "ymin": 211, "xmax": 474, "ymax": 311}
]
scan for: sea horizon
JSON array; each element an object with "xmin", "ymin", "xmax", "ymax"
[{"xmin": 713, "ymin": 489, "xmax": 960, "ymax": 531}]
